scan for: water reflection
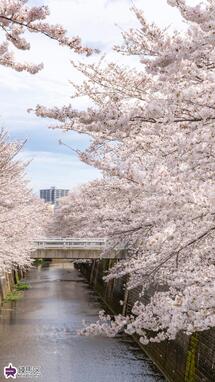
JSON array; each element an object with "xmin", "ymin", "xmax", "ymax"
[{"xmin": 0, "ymin": 262, "xmax": 164, "ymax": 382}]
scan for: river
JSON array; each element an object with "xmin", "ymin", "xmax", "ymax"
[{"xmin": 0, "ymin": 262, "xmax": 164, "ymax": 381}]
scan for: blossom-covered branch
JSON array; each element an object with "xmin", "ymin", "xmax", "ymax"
[
  {"xmin": 44, "ymin": 1, "xmax": 215, "ymax": 343},
  {"xmin": 0, "ymin": 0, "xmax": 94, "ymax": 73}
]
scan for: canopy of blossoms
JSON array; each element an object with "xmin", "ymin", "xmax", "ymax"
[
  {"xmin": 0, "ymin": 130, "xmax": 49, "ymax": 273},
  {"xmin": 36, "ymin": 0, "xmax": 215, "ymax": 343}
]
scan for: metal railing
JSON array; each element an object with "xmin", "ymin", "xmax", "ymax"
[{"xmin": 33, "ymin": 238, "xmax": 106, "ymax": 250}]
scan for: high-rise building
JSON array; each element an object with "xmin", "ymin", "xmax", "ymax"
[{"xmin": 40, "ymin": 187, "xmax": 69, "ymax": 205}]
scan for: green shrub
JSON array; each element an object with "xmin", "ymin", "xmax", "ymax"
[
  {"xmin": 4, "ymin": 290, "xmax": 22, "ymax": 302},
  {"xmin": 15, "ymin": 282, "xmax": 30, "ymax": 291},
  {"xmin": 33, "ymin": 258, "xmax": 46, "ymax": 265}
]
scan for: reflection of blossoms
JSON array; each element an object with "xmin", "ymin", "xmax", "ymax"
[
  {"xmin": 45, "ymin": 0, "xmax": 215, "ymax": 343},
  {"xmin": 0, "ymin": 0, "xmax": 93, "ymax": 73}
]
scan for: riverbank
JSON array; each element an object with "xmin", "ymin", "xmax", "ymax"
[
  {"xmin": 0, "ymin": 269, "xmax": 25, "ymax": 305},
  {"xmin": 76, "ymin": 259, "xmax": 215, "ymax": 382}
]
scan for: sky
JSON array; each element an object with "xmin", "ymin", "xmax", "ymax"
[{"xmin": 0, "ymin": 0, "xmax": 198, "ymax": 194}]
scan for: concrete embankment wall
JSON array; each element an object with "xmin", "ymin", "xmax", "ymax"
[
  {"xmin": 0, "ymin": 269, "xmax": 24, "ymax": 305},
  {"xmin": 76, "ymin": 259, "xmax": 215, "ymax": 382}
]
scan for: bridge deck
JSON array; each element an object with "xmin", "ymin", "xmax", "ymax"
[{"xmin": 31, "ymin": 238, "xmax": 120, "ymax": 260}]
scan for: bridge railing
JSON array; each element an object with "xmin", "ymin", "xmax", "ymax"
[{"xmin": 33, "ymin": 238, "xmax": 106, "ymax": 250}]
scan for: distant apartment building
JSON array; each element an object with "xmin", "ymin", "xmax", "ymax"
[{"xmin": 40, "ymin": 187, "xmax": 69, "ymax": 205}]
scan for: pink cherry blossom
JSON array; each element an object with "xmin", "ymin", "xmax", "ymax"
[
  {"xmin": 39, "ymin": 0, "xmax": 215, "ymax": 343},
  {"xmin": 0, "ymin": 0, "xmax": 94, "ymax": 73},
  {"xmin": 0, "ymin": 130, "xmax": 49, "ymax": 272}
]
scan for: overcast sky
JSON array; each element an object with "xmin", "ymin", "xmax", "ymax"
[{"xmin": 0, "ymin": 0, "xmax": 198, "ymax": 194}]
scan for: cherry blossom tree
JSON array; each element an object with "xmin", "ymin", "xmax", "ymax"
[
  {"xmin": 50, "ymin": 178, "xmax": 143, "ymax": 242},
  {"xmin": 0, "ymin": 0, "xmax": 93, "ymax": 273},
  {"xmin": 39, "ymin": 0, "xmax": 215, "ymax": 343},
  {"xmin": 0, "ymin": 129, "xmax": 49, "ymax": 272},
  {"xmin": 0, "ymin": 0, "xmax": 93, "ymax": 74}
]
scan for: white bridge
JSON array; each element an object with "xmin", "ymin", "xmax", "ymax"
[{"xmin": 32, "ymin": 238, "xmax": 121, "ymax": 260}]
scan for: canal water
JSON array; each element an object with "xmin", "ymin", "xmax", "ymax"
[{"xmin": 0, "ymin": 262, "xmax": 164, "ymax": 381}]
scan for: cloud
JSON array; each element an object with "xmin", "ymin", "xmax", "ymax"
[
  {"xmin": 0, "ymin": 0, "xmax": 186, "ymax": 191},
  {"xmin": 18, "ymin": 150, "xmax": 101, "ymax": 193}
]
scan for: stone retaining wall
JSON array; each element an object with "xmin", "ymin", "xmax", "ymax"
[
  {"xmin": 76, "ymin": 259, "xmax": 215, "ymax": 382},
  {"xmin": 0, "ymin": 269, "xmax": 24, "ymax": 305}
]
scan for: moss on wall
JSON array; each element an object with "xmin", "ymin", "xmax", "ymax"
[{"xmin": 185, "ymin": 334, "xmax": 198, "ymax": 382}]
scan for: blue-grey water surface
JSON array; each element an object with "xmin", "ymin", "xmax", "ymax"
[{"xmin": 0, "ymin": 262, "xmax": 165, "ymax": 381}]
